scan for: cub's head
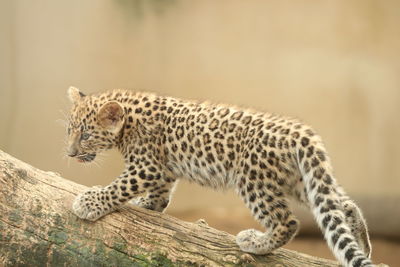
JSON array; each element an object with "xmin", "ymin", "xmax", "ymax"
[{"xmin": 66, "ymin": 87, "xmax": 125, "ymax": 163}]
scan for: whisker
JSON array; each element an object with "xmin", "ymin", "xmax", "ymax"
[
  {"xmin": 59, "ymin": 109, "xmax": 69, "ymax": 120},
  {"xmin": 91, "ymin": 160, "xmax": 101, "ymax": 168},
  {"xmin": 56, "ymin": 119, "xmax": 67, "ymax": 128}
]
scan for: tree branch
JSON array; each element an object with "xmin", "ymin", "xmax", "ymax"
[{"xmin": 0, "ymin": 150, "xmax": 385, "ymax": 266}]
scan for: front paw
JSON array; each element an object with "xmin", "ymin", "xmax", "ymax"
[{"xmin": 72, "ymin": 187, "xmax": 113, "ymax": 221}]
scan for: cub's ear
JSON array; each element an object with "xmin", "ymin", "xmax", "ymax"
[
  {"xmin": 98, "ymin": 101, "xmax": 125, "ymax": 133},
  {"xmin": 68, "ymin": 86, "xmax": 86, "ymax": 103}
]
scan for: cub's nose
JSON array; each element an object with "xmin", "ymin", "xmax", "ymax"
[{"xmin": 67, "ymin": 148, "xmax": 78, "ymax": 157}]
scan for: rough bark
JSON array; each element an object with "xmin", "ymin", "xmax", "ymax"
[{"xmin": 0, "ymin": 150, "xmax": 386, "ymax": 267}]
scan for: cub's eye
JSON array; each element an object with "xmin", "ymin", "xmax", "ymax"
[{"xmin": 81, "ymin": 133, "xmax": 90, "ymax": 140}]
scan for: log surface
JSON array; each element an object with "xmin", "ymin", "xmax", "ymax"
[{"xmin": 0, "ymin": 150, "xmax": 367, "ymax": 266}]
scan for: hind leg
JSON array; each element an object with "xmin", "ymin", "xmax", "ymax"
[
  {"xmin": 342, "ymin": 199, "xmax": 371, "ymax": 257},
  {"xmin": 236, "ymin": 178, "xmax": 299, "ymax": 254}
]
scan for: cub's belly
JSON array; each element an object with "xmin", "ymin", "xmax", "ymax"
[{"xmin": 166, "ymin": 159, "xmax": 236, "ymax": 189}]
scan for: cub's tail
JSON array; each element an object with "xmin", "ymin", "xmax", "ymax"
[{"xmin": 298, "ymin": 143, "xmax": 372, "ymax": 267}]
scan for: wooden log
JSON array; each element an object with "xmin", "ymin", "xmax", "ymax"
[{"xmin": 0, "ymin": 150, "xmax": 386, "ymax": 266}]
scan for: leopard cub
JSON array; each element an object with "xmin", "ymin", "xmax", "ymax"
[{"xmin": 66, "ymin": 87, "xmax": 372, "ymax": 267}]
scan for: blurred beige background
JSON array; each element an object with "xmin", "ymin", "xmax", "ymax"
[{"xmin": 0, "ymin": 0, "xmax": 399, "ymax": 264}]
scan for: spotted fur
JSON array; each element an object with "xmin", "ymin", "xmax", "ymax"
[{"xmin": 66, "ymin": 87, "xmax": 373, "ymax": 267}]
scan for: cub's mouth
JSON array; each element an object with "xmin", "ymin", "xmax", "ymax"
[{"xmin": 76, "ymin": 153, "xmax": 96, "ymax": 163}]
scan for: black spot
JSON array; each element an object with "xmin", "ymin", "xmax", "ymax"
[
  {"xmin": 314, "ymin": 167, "xmax": 325, "ymax": 179},
  {"xmin": 135, "ymin": 108, "xmax": 142, "ymax": 114},
  {"xmin": 249, "ymin": 169, "xmax": 257, "ymax": 180},
  {"xmin": 277, "ymin": 178, "xmax": 285, "ymax": 186},
  {"xmin": 206, "ymin": 153, "xmax": 215, "ymax": 164},
  {"xmin": 318, "ymin": 185, "xmax": 330, "ymax": 195},
  {"xmin": 331, "ymin": 228, "xmax": 346, "ymax": 247},
  {"xmin": 231, "ymin": 111, "xmax": 243, "ymax": 120},
  {"xmin": 291, "ymin": 140, "xmax": 297, "ymax": 147},
  {"xmin": 303, "ymin": 161, "xmax": 311, "ymax": 173},
  {"xmin": 249, "ymin": 193, "xmax": 256, "ymax": 202},
  {"xmin": 262, "ymin": 210, "xmax": 269, "ymax": 216},
  {"xmin": 266, "ymin": 122, "xmax": 275, "ymax": 129},
  {"xmin": 262, "ymin": 134, "xmax": 269, "ymax": 145},
  {"xmin": 209, "ymin": 118, "xmax": 219, "ymax": 130},
  {"xmin": 254, "ymin": 181, "xmax": 262, "ymax": 190},
  {"xmin": 311, "ymin": 157, "xmax": 319, "ymax": 167},
  {"xmin": 203, "ymin": 133, "xmax": 211, "ymax": 144},
  {"xmin": 306, "ymin": 146, "xmax": 314, "ymax": 158},
  {"xmin": 242, "ymin": 116, "xmax": 252, "ymax": 125},
  {"xmin": 322, "ymin": 215, "xmax": 331, "ymax": 228},
  {"xmin": 329, "ymin": 216, "xmax": 342, "ymax": 231},
  {"xmin": 315, "ymin": 196, "xmax": 324, "ymax": 206},
  {"xmin": 259, "ymin": 162, "xmax": 267, "ymax": 169},
  {"xmin": 301, "ymin": 137, "xmax": 310, "ymax": 147},
  {"xmin": 139, "ymin": 170, "xmax": 146, "ymax": 179},
  {"xmin": 345, "ymin": 209, "xmax": 354, "ymax": 218},
  {"xmin": 345, "ymin": 247, "xmax": 356, "ymax": 262},
  {"xmin": 171, "ymin": 144, "xmax": 178, "ymax": 152},
  {"xmin": 294, "ymin": 124, "xmax": 302, "ymax": 129},
  {"xmin": 338, "ymin": 237, "xmax": 352, "ymax": 250},
  {"xmin": 158, "ymin": 200, "xmax": 169, "ymax": 209},
  {"xmin": 269, "ymin": 136, "xmax": 276, "ymax": 147},
  {"xmin": 181, "ymin": 142, "xmax": 188, "ymax": 152},
  {"xmin": 316, "ymin": 150, "xmax": 326, "ymax": 161},
  {"xmin": 251, "ymin": 153, "xmax": 258, "ymax": 165},
  {"xmin": 130, "ymin": 185, "xmax": 138, "ymax": 191},
  {"xmin": 280, "ymin": 128, "xmax": 290, "ymax": 135},
  {"xmin": 247, "ymin": 183, "xmax": 254, "ymax": 192},
  {"xmin": 298, "ymin": 149, "xmax": 304, "ymax": 162},
  {"xmin": 320, "ymin": 206, "xmax": 331, "ymax": 213},
  {"xmin": 331, "ymin": 233, "xmax": 340, "ymax": 246},
  {"xmin": 323, "ymin": 174, "xmax": 333, "ymax": 185},
  {"xmin": 327, "ymin": 199, "xmax": 336, "ymax": 210},
  {"xmin": 353, "ymin": 257, "xmax": 364, "ymax": 267}
]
